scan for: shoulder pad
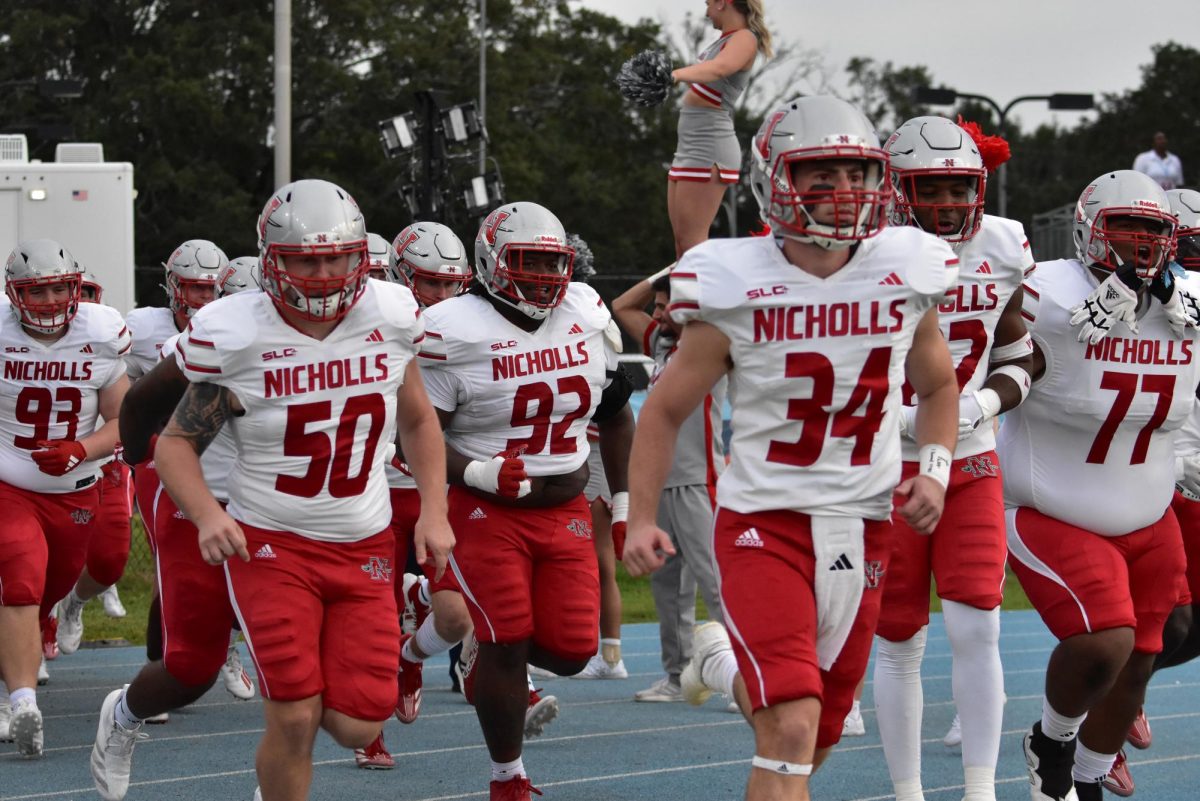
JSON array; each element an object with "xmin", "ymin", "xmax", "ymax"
[{"xmin": 83, "ymin": 303, "xmax": 132, "ymax": 358}]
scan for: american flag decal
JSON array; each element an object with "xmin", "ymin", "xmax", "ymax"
[{"xmin": 72, "ymin": 190, "xmax": 88, "ymax": 201}]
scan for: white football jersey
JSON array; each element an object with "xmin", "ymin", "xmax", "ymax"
[
  {"xmin": 1174, "ymin": 271, "xmax": 1200, "ymax": 461},
  {"xmin": 902, "ymin": 215, "xmax": 1034, "ymax": 460},
  {"xmin": 419, "ymin": 284, "xmax": 617, "ymax": 476},
  {"xmin": 999, "ymin": 259, "xmax": 1200, "ymax": 535},
  {"xmin": 160, "ymin": 332, "xmax": 237, "ymax": 503},
  {"xmin": 175, "ymin": 282, "xmax": 424, "ymax": 542},
  {"xmin": 0, "ymin": 303, "xmax": 131, "ymax": 493},
  {"xmin": 125, "ymin": 306, "xmax": 181, "ymax": 381},
  {"xmin": 670, "ymin": 229, "xmax": 959, "ymax": 519}
]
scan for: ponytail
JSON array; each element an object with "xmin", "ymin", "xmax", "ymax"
[{"xmin": 734, "ymin": 0, "xmax": 773, "ymax": 59}]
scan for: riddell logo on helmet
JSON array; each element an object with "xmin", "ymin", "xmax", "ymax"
[{"xmin": 1131, "ymin": 199, "xmax": 1162, "ymax": 210}]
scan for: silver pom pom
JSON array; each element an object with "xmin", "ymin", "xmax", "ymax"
[
  {"xmin": 617, "ymin": 49, "xmax": 673, "ymax": 108},
  {"xmin": 567, "ymin": 233, "xmax": 595, "ymax": 283}
]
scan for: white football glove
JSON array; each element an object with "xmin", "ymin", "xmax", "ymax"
[
  {"xmin": 956, "ymin": 388, "xmax": 1002, "ymax": 441},
  {"xmin": 897, "ymin": 404, "xmax": 919, "ymax": 441},
  {"xmin": 1069, "ymin": 271, "xmax": 1140, "ymax": 345},
  {"xmin": 1175, "ymin": 453, "xmax": 1200, "ymax": 501},
  {"xmin": 1149, "ymin": 268, "xmax": 1200, "ymax": 339}
]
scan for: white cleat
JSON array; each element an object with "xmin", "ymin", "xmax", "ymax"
[
  {"xmin": 944, "ymin": 713, "xmax": 962, "ymax": 748},
  {"xmin": 100, "ymin": 586, "xmax": 128, "ymax": 618},
  {"xmin": 144, "ymin": 711, "xmax": 169, "ymax": 724},
  {"xmin": 253, "ymin": 787, "xmax": 262, "ymax": 801},
  {"xmin": 91, "ymin": 688, "xmax": 147, "ymax": 801},
  {"xmin": 680, "ymin": 621, "xmax": 732, "ymax": 706},
  {"xmin": 842, "ymin": 703, "xmax": 866, "ymax": 737},
  {"xmin": 10, "ymin": 698, "xmax": 43, "ymax": 758},
  {"xmin": 524, "ymin": 689, "xmax": 559, "ymax": 738},
  {"xmin": 633, "ymin": 676, "xmax": 683, "ymax": 702},
  {"xmin": 571, "ymin": 653, "xmax": 629, "ymax": 680},
  {"xmin": 58, "ymin": 593, "xmax": 87, "ymax": 655},
  {"xmin": 0, "ymin": 699, "xmax": 11, "ymax": 742},
  {"xmin": 37, "ymin": 656, "xmax": 50, "ymax": 686},
  {"xmin": 220, "ymin": 641, "xmax": 255, "ymax": 700}
]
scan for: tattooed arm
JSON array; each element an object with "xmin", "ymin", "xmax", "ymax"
[{"xmin": 155, "ymin": 383, "xmax": 250, "ymax": 564}]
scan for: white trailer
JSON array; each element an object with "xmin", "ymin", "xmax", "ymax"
[{"xmin": 0, "ymin": 136, "xmax": 137, "ymax": 314}]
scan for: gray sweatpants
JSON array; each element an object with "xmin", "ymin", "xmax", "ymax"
[{"xmin": 651, "ymin": 484, "xmax": 724, "ymax": 677}]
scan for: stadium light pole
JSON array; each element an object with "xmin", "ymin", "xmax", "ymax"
[
  {"xmin": 479, "ymin": 0, "xmax": 487, "ymax": 174},
  {"xmin": 274, "ymin": 0, "xmax": 292, "ymax": 189},
  {"xmin": 912, "ymin": 87, "xmax": 1094, "ymax": 219}
]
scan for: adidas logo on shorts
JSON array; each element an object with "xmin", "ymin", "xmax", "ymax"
[
  {"xmin": 469, "ymin": 507, "xmax": 487, "ymax": 520},
  {"xmin": 255, "ymin": 544, "xmax": 277, "ymax": 560},
  {"xmin": 734, "ymin": 527, "xmax": 764, "ymax": 548},
  {"xmin": 829, "ymin": 553, "xmax": 854, "ymax": 571}
]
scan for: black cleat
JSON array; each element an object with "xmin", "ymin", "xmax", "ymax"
[{"xmin": 1023, "ymin": 721, "xmax": 1079, "ymax": 801}]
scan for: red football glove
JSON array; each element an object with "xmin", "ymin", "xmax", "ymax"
[
  {"xmin": 32, "ymin": 439, "xmax": 88, "ymax": 476},
  {"xmin": 463, "ymin": 455, "xmax": 531, "ymax": 499},
  {"xmin": 610, "ymin": 491, "xmax": 629, "ymax": 560}
]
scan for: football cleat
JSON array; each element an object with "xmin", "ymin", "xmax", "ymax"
[
  {"xmin": 1023, "ymin": 721, "xmax": 1079, "ymax": 801},
  {"xmin": 220, "ymin": 639, "xmax": 255, "ymax": 700},
  {"xmin": 42, "ymin": 614, "xmax": 60, "ymax": 661},
  {"xmin": 91, "ymin": 688, "xmax": 147, "ymax": 800},
  {"xmin": 1126, "ymin": 708, "xmax": 1151, "ymax": 750},
  {"xmin": 524, "ymin": 689, "xmax": 559, "ymax": 739},
  {"xmin": 489, "ymin": 776, "xmax": 543, "ymax": 800},
  {"xmin": 0, "ymin": 698, "xmax": 12, "ymax": 742},
  {"xmin": 841, "ymin": 702, "xmax": 866, "ymax": 737},
  {"xmin": 58, "ymin": 593, "xmax": 87, "ymax": 655},
  {"xmin": 1101, "ymin": 749, "xmax": 1134, "ymax": 797},
  {"xmin": 100, "ymin": 585, "xmax": 128, "ymax": 618},
  {"xmin": 680, "ymin": 621, "xmax": 732, "ymax": 705},
  {"xmin": 634, "ymin": 675, "xmax": 683, "ymax": 703},
  {"xmin": 944, "ymin": 713, "xmax": 963, "ymax": 747},
  {"xmin": 37, "ymin": 656, "xmax": 49, "ymax": 686},
  {"xmin": 354, "ymin": 732, "xmax": 395, "ymax": 770},
  {"xmin": 395, "ymin": 633, "xmax": 423, "ymax": 724},
  {"xmin": 10, "ymin": 697, "xmax": 43, "ymax": 758},
  {"xmin": 571, "ymin": 653, "xmax": 628, "ymax": 680}
]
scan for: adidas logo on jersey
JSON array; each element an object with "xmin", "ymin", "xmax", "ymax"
[
  {"xmin": 469, "ymin": 507, "xmax": 487, "ymax": 520},
  {"xmin": 255, "ymin": 544, "xmax": 277, "ymax": 560},
  {"xmin": 734, "ymin": 528, "xmax": 764, "ymax": 548},
  {"xmin": 365, "ymin": 328, "xmax": 385, "ymax": 343},
  {"xmin": 878, "ymin": 272, "xmax": 903, "ymax": 286},
  {"xmin": 976, "ymin": 261, "xmax": 992, "ymax": 274},
  {"xmin": 829, "ymin": 553, "xmax": 854, "ymax": 571},
  {"xmin": 79, "ymin": 343, "xmax": 94, "ymax": 354},
  {"xmin": 568, "ymin": 323, "xmax": 584, "ymax": 335}
]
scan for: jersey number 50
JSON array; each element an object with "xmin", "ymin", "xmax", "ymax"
[
  {"xmin": 277, "ymin": 393, "xmax": 386, "ymax": 498},
  {"xmin": 767, "ymin": 348, "xmax": 891, "ymax": 467}
]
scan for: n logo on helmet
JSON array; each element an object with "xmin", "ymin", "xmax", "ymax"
[{"xmin": 482, "ymin": 211, "xmax": 510, "ymax": 247}]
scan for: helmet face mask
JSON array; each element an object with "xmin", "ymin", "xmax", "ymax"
[
  {"xmin": 750, "ymin": 97, "xmax": 891, "ymax": 251},
  {"xmin": 163, "ymin": 239, "xmax": 226, "ymax": 318},
  {"xmin": 475, "ymin": 204, "xmax": 574, "ymax": 321},
  {"xmin": 390, "ymin": 222, "xmax": 471, "ymax": 307},
  {"xmin": 1073, "ymin": 171, "xmax": 1176, "ymax": 281},
  {"xmin": 257, "ymin": 180, "xmax": 369, "ymax": 323},
  {"xmin": 5, "ymin": 239, "xmax": 83, "ymax": 334},
  {"xmin": 885, "ymin": 116, "xmax": 986, "ymax": 245}
]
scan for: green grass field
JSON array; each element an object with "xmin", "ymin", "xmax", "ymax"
[{"xmin": 80, "ymin": 515, "xmax": 1032, "ymax": 645}]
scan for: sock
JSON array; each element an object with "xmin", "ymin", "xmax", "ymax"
[
  {"xmin": 600, "ymin": 637, "xmax": 621, "ymax": 666},
  {"xmin": 411, "ymin": 616, "xmax": 457, "ymax": 661},
  {"xmin": 115, "ymin": 688, "xmax": 144, "ymax": 729},
  {"xmin": 943, "ymin": 601, "xmax": 1003, "ymax": 785},
  {"xmin": 1072, "ymin": 741, "xmax": 1116, "ymax": 784},
  {"xmin": 8, "ymin": 687, "xmax": 36, "ymax": 708},
  {"xmin": 874, "ymin": 626, "xmax": 928, "ymax": 791},
  {"xmin": 491, "ymin": 756, "xmax": 525, "ymax": 782},
  {"xmin": 1041, "ymin": 697, "xmax": 1086, "ymax": 742},
  {"xmin": 701, "ymin": 648, "xmax": 739, "ymax": 697}
]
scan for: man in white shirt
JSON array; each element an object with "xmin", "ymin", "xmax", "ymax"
[{"xmin": 1132, "ymin": 132, "xmax": 1184, "ymax": 191}]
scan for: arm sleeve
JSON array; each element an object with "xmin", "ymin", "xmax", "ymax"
[{"xmin": 592, "ymin": 363, "xmax": 634, "ymax": 423}]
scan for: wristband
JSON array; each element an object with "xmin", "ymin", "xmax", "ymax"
[
  {"xmin": 610, "ymin": 491, "xmax": 629, "ymax": 523},
  {"xmin": 918, "ymin": 444, "xmax": 952, "ymax": 490}
]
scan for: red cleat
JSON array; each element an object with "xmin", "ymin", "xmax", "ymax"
[
  {"xmin": 1126, "ymin": 708, "xmax": 1152, "ymax": 750},
  {"xmin": 489, "ymin": 776, "xmax": 542, "ymax": 800},
  {"xmin": 1102, "ymin": 748, "xmax": 1134, "ymax": 797},
  {"xmin": 395, "ymin": 634, "xmax": 423, "ymax": 724},
  {"xmin": 354, "ymin": 732, "xmax": 395, "ymax": 770}
]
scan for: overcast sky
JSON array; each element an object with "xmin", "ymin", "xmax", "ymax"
[{"xmin": 575, "ymin": 0, "xmax": 1200, "ymax": 135}]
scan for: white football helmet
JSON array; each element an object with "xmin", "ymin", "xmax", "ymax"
[
  {"xmin": 366, "ymin": 233, "xmax": 395, "ymax": 281},
  {"xmin": 258, "ymin": 179, "xmax": 369, "ymax": 322},
  {"xmin": 391, "ymin": 221, "xmax": 471, "ymax": 306},
  {"xmin": 885, "ymin": 116, "xmax": 985, "ymax": 244},
  {"xmin": 1167, "ymin": 188, "xmax": 1200, "ymax": 272},
  {"xmin": 4, "ymin": 239, "xmax": 83, "ymax": 333},
  {"xmin": 475, "ymin": 202, "xmax": 574, "ymax": 320},
  {"xmin": 81, "ymin": 271, "xmax": 103, "ymax": 303},
  {"xmin": 217, "ymin": 257, "xmax": 262, "ymax": 297},
  {"xmin": 163, "ymin": 239, "xmax": 226, "ymax": 317},
  {"xmin": 749, "ymin": 95, "xmax": 890, "ymax": 250},
  {"xmin": 1073, "ymin": 170, "xmax": 1176, "ymax": 279}
]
